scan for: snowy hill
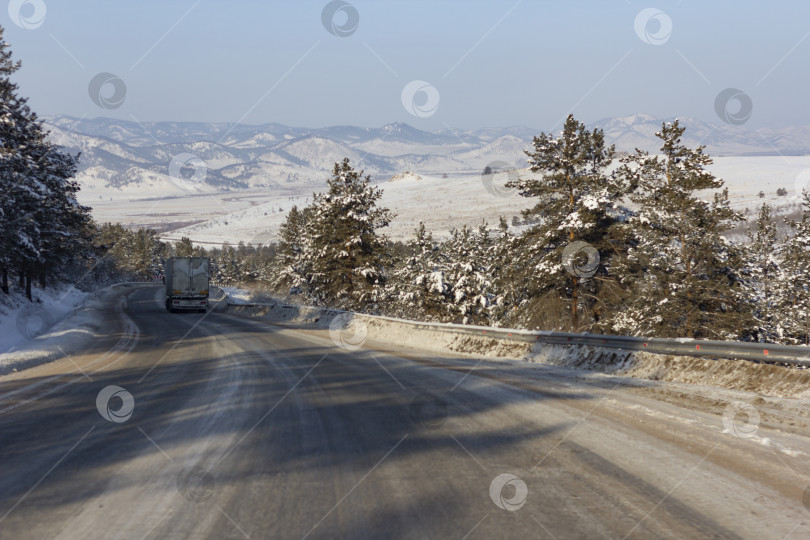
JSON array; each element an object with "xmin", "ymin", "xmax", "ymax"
[
  {"xmin": 47, "ymin": 114, "xmax": 810, "ymax": 203},
  {"xmin": 45, "ymin": 116, "xmax": 545, "ymax": 201},
  {"xmin": 46, "ymin": 114, "xmax": 810, "ymax": 204},
  {"xmin": 43, "ymin": 114, "xmax": 810, "ymax": 245},
  {"xmin": 388, "ymin": 171, "xmax": 423, "ymax": 182}
]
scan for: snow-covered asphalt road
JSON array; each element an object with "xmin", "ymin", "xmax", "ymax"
[{"xmin": 0, "ymin": 284, "xmax": 809, "ymax": 539}]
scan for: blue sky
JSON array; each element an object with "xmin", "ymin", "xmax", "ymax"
[{"xmin": 4, "ymin": 0, "xmax": 810, "ymax": 130}]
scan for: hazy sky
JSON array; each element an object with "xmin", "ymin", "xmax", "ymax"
[{"xmin": 4, "ymin": 0, "xmax": 810, "ymax": 131}]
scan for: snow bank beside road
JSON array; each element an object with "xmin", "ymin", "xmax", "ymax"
[
  {"xmin": 222, "ymin": 298, "xmax": 810, "ymax": 399},
  {"xmin": 223, "ymin": 301, "xmax": 531, "ymax": 359},
  {"xmin": 0, "ymin": 284, "xmax": 135, "ymax": 375},
  {"xmin": 219, "ymin": 287, "xmax": 253, "ymax": 305},
  {"xmin": 0, "ymin": 285, "xmax": 89, "ymax": 355},
  {"xmin": 528, "ymin": 342, "xmax": 810, "ymax": 398}
]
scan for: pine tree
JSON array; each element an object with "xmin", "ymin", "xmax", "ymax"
[
  {"xmin": 391, "ymin": 221, "xmax": 497, "ymax": 324},
  {"xmin": 216, "ymin": 242, "xmax": 240, "ymax": 285},
  {"xmin": 87, "ymin": 223, "xmax": 166, "ymax": 282},
  {"xmin": 773, "ymin": 192, "xmax": 810, "ymax": 344},
  {"xmin": 741, "ymin": 203, "xmax": 781, "ymax": 341},
  {"xmin": 612, "ymin": 121, "xmax": 749, "ymax": 339},
  {"xmin": 34, "ymin": 143, "xmax": 93, "ymax": 286},
  {"xmin": 253, "ymin": 242, "xmax": 277, "ymax": 283},
  {"xmin": 0, "ymin": 27, "xmax": 34, "ymax": 295},
  {"xmin": 238, "ymin": 243, "xmax": 260, "ymax": 283},
  {"xmin": 487, "ymin": 217, "xmax": 513, "ymax": 323},
  {"xmin": 273, "ymin": 205, "xmax": 311, "ymax": 295},
  {"xmin": 304, "ymin": 159, "xmax": 393, "ymax": 309},
  {"xmin": 135, "ymin": 229, "xmax": 163, "ymax": 279},
  {"xmin": 391, "ymin": 222, "xmax": 448, "ymax": 320},
  {"xmin": 0, "ymin": 25, "xmax": 92, "ymax": 298},
  {"xmin": 503, "ymin": 114, "xmax": 626, "ymax": 330},
  {"xmin": 175, "ymin": 237, "xmax": 194, "ymax": 257},
  {"xmin": 442, "ymin": 222, "xmax": 494, "ymax": 324}
]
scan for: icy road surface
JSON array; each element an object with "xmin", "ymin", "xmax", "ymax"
[{"xmin": 0, "ymin": 284, "xmax": 809, "ymax": 539}]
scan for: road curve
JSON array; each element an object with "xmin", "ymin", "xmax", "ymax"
[{"xmin": 0, "ymin": 284, "xmax": 808, "ymax": 539}]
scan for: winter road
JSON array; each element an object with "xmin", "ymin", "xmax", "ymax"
[{"xmin": 0, "ymin": 284, "xmax": 808, "ymax": 539}]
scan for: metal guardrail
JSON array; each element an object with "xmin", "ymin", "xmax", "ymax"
[
  {"xmin": 408, "ymin": 324, "xmax": 810, "ymax": 368},
  {"xmin": 236, "ymin": 306, "xmax": 810, "ymax": 369},
  {"xmin": 216, "ymin": 291, "xmax": 810, "ymax": 368}
]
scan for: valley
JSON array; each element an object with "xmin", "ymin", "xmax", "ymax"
[{"xmin": 50, "ymin": 114, "xmax": 810, "ymax": 244}]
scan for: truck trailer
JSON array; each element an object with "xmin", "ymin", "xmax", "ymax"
[{"xmin": 164, "ymin": 257, "xmax": 210, "ymax": 313}]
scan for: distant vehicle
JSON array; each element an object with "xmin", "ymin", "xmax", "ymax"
[{"xmin": 164, "ymin": 257, "xmax": 210, "ymax": 313}]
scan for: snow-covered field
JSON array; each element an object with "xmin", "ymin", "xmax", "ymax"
[
  {"xmin": 706, "ymin": 155, "xmax": 810, "ymax": 211},
  {"xmin": 76, "ymin": 155, "xmax": 810, "ymax": 246}
]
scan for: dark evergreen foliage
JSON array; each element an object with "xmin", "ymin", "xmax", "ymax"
[{"xmin": 0, "ymin": 25, "xmax": 92, "ymax": 299}]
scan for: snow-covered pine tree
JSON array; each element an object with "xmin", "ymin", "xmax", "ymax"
[
  {"xmin": 772, "ymin": 192, "xmax": 810, "ymax": 344},
  {"xmin": 86, "ymin": 224, "xmax": 165, "ymax": 281},
  {"xmin": 253, "ymin": 243, "xmax": 277, "ymax": 284},
  {"xmin": 390, "ymin": 222, "xmax": 449, "ymax": 320},
  {"xmin": 235, "ymin": 241, "xmax": 256, "ymax": 282},
  {"xmin": 0, "ymin": 25, "xmax": 91, "ymax": 298},
  {"xmin": 33, "ymin": 140, "xmax": 93, "ymax": 287},
  {"xmin": 238, "ymin": 243, "xmax": 263, "ymax": 284},
  {"xmin": 442, "ymin": 222, "xmax": 494, "ymax": 324},
  {"xmin": 273, "ymin": 205, "xmax": 311, "ymax": 295},
  {"xmin": 503, "ymin": 114, "xmax": 626, "ymax": 330},
  {"xmin": 131, "ymin": 229, "xmax": 166, "ymax": 280},
  {"xmin": 216, "ymin": 242, "xmax": 240, "ymax": 285},
  {"xmin": 175, "ymin": 237, "xmax": 195, "ymax": 257},
  {"xmin": 741, "ymin": 203, "xmax": 781, "ymax": 342},
  {"xmin": 94, "ymin": 223, "xmax": 132, "ymax": 275},
  {"xmin": 612, "ymin": 120, "xmax": 749, "ymax": 339},
  {"xmin": 486, "ymin": 217, "xmax": 513, "ymax": 323},
  {"xmin": 304, "ymin": 159, "xmax": 393, "ymax": 309}
]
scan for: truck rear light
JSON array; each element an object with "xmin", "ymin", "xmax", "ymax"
[{"xmin": 201, "ymin": 301, "xmax": 206, "ymax": 304}]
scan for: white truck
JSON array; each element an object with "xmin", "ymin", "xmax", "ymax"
[{"xmin": 164, "ymin": 257, "xmax": 210, "ymax": 313}]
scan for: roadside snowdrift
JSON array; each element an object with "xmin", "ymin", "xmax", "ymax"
[
  {"xmin": 0, "ymin": 285, "xmax": 89, "ymax": 354},
  {"xmin": 223, "ymin": 300, "xmax": 810, "ymax": 398},
  {"xmin": 0, "ymin": 284, "xmax": 132, "ymax": 375}
]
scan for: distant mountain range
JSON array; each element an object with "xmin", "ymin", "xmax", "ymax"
[
  {"xmin": 592, "ymin": 114, "xmax": 810, "ymax": 157},
  {"xmin": 43, "ymin": 114, "xmax": 810, "ymax": 199}
]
